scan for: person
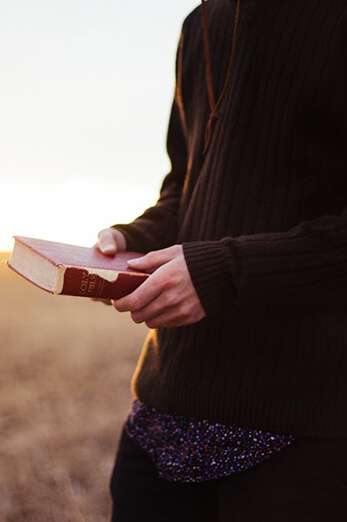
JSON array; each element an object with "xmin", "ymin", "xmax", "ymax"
[{"xmin": 95, "ymin": 0, "xmax": 347, "ymax": 520}]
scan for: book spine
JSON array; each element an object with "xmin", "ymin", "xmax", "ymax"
[{"xmin": 61, "ymin": 267, "xmax": 148, "ymax": 299}]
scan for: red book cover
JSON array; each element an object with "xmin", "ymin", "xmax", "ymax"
[{"xmin": 7, "ymin": 236, "xmax": 150, "ymax": 300}]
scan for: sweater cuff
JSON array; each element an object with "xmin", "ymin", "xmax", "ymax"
[{"xmin": 182, "ymin": 240, "xmax": 239, "ymax": 317}]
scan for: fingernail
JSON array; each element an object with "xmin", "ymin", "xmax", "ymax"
[
  {"xmin": 101, "ymin": 243, "xmax": 115, "ymax": 252},
  {"xmin": 128, "ymin": 258, "xmax": 140, "ymax": 264}
]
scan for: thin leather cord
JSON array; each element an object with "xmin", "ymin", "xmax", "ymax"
[
  {"xmin": 201, "ymin": 0, "xmax": 241, "ymax": 154},
  {"xmin": 175, "ymin": 31, "xmax": 188, "ymax": 140}
]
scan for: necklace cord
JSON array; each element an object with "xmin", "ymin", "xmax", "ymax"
[{"xmin": 201, "ymin": 0, "xmax": 241, "ymax": 154}]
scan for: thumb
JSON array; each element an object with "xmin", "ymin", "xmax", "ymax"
[
  {"xmin": 127, "ymin": 248, "xmax": 174, "ymax": 273},
  {"xmin": 97, "ymin": 228, "xmax": 118, "ymax": 255}
]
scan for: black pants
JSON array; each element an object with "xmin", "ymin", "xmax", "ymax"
[{"xmin": 110, "ymin": 424, "xmax": 347, "ymax": 522}]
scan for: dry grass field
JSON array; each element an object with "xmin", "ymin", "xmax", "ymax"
[{"xmin": 0, "ymin": 252, "xmax": 147, "ymax": 521}]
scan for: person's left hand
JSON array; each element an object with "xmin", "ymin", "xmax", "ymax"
[{"xmin": 112, "ymin": 244, "xmax": 206, "ymax": 328}]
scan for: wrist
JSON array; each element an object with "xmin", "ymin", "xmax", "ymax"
[{"xmin": 182, "ymin": 239, "xmax": 238, "ymax": 316}]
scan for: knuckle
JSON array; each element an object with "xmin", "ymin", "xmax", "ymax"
[
  {"xmin": 155, "ymin": 272, "xmax": 169, "ymax": 289},
  {"xmin": 130, "ymin": 297, "xmax": 141, "ymax": 310},
  {"xmin": 163, "ymin": 292, "xmax": 177, "ymax": 307},
  {"xmin": 180, "ymin": 303, "xmax": 191, "ymax": 318},
  {"xmin": 131, "ymin": 312, "xmax": 142, "ymax": 323},
  {"xmin": 124, "ymin": 298, "xmax": 133, "ymax": 310},
  {"xmin": 163, "ymin": 273, "xmax": 179, "ymax": 288}
]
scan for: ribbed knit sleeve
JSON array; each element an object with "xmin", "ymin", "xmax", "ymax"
[
  {"xmin": 182, "ymin": 209, "xmax": 347, "ymax": 315},
  {"xmin": 111, "ymin": 28, "xmax": 188, "ymax": 254}
]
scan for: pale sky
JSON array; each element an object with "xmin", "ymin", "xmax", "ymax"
[{"xmin": 0, "ymin": 0, "xmax": 198, "ymax": 251}]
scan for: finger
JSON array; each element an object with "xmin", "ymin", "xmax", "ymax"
[
  {"xmin": 97, "ymin": 229, "xmax": 118, "ymax": 255},
  {"xmin": 127, "ymin": 247, "xmax": 176, "ymax": 273},
  {"xmin": 131, "ymin": 291, "xmax": 179, "ymax": 323},
  {"xmin": 145, "ymin": 307, "xmax": 186, "ymax": 329},
  {"xmin": 112, "ymin": 271, "xmax": 165, "ymax": 312}
]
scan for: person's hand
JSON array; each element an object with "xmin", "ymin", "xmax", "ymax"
[
  {"xmin": 91, "ymin": 227, "xmax": 127, "ymax": 306},
  {"xmin": 96, "ymin": 227, "xmax": 127, "ymax": 255},
  {"xmin": 111, "ymin": 244, "xmax": 206, "ymax": 328}
]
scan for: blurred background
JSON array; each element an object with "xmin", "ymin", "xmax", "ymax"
[{"xmin": 0, "ymin": 1, "xmax": 198, "ymax": 520}]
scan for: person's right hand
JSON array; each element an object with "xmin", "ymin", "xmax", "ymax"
[{"xmin": 91, "ymin": 227, "xmax": 127, "ymax": 306}]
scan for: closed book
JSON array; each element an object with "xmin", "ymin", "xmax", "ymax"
[{"xmin": 7, "ymin": 236, "xmax": 149, "ymax": 299}]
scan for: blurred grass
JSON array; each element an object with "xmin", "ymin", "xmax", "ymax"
[{"xmin": 0, "ymin": 252, "xmax": 146, "ymax": 521}]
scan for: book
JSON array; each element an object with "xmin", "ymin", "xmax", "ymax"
[{"xmin": 7, "ymin": 236, "xmax": 150, "ymax": 299}]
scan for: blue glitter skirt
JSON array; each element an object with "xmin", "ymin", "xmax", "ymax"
[{"xmin": 124, "ymin": 399, "xmax": 295, "ymax": 483}]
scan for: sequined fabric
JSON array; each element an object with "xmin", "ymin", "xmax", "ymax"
[{"xmin": 125, "ymin": 399, "xmax": 295, "ymax": 483}]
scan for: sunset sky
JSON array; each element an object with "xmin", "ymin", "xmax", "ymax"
[{"xmin": 0, "ymin": 0, "xmax": 198, "ymax": 251}]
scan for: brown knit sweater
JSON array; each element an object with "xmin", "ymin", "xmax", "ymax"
[{"xmin": 112, "ymin": 0, "xmax": 347, "ymax": 437}]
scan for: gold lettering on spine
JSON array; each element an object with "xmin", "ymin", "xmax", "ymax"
[{"xmin": 79, "ymin": 272, "xmax": 98, "ymax": 296}]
